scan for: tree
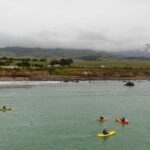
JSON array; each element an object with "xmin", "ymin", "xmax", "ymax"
[
  {"xmin": 33, "ymin": 59, "xmax": 38, "ymax": 61},
  {"xmin": 16, "ymin": 60, "xmax": 30, "ymax": 67},
  {"xmin": 0, "ymin": 56, "xmax": 8, "ymax": 60},
  {"xmin": 50, "ymin": 60, "xmax": 60, "ymax": 66},
  {"xmin": 66, "ymin": 59, "xmax": 73, "ymax": 66},
  {"xmin": 40, "ymin": 59, "xmax": 46, "ymax": 62},
  {"xmin": 60, "ymin": 58, "xmax": 73, "ymax": 66},
  {"xmin": 50, "ymin": 58, "xmax": 73, "ymax": 66}
]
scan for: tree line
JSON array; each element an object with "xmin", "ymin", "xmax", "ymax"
[
  {"xmin": 0, "ymin": 57, "xmax": 46, "ymax": 62},
  {"xmin": 50, "ymin": 58, "xmax": 73, "ymax": 66},
  {"xmin": 0, "ymin": 57, "xmax": 73, "ymax": 68}
]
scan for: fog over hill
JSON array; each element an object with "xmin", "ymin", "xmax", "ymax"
[
  {"xmin": 113, "ymin": 50, "xmax": 150, "ymax": 58},
  {"xmin": 0, "ymin": 47, "xmax": 149, "ymax": 60},
  {"xmin": 1, "ymin": 0, "xmax": 150, "ymax": 51},
  {"xmin": 0, "ymin": 47, "xmax": 101, "ymax": 58}
]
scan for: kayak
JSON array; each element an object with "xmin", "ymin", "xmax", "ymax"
[
  {"xmin": 97, "ymin": 130, "xmax": 116, "ymax": 137},
  {"xmin": 97, "ymin": 118, "xmax": 108, "ymax": 122},
  {"xmin": 115, "ymin": 118, "xmax": 128, "ymax": 125},
  {"xmin": 0, "ymin": 108, "xmax": 12, "ymax": 111}
]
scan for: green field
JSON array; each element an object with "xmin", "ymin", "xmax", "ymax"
[
  {"xmin": 73, "ymin": 57, "xmax": 150, "ymax": 69},
  {"xmin": 0, "ymin": 56, "xmax": 150, "ymax": 70}
]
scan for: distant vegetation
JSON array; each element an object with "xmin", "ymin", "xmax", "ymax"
[
  {"xmin": 50, "ymin": 58, "xmax": 73, "ymax": 66},
  {"xmin": 0, "ymin": 57, "xmax": 74, "ymax": 68},
  {"xmin": 0, "ymin": 56, "xmax": 150, "ymax": 70},
  {"xmin": 0, "ymin": 47, "xmax": 149, "ymax": 60},
  {"xmin": 0, "ymin": 47, "xmax": 149, "ymax": 79}
]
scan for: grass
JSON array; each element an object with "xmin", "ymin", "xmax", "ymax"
[
  {"xmin": 0, "ymin": 57, "xmax": 150, "ymax": 70},
  {"xmin": 73, "ymin": 57, "xmax": 150, "ymax": 69},
  {"xmin": 0, "ymin": 57, "xmax": 149, "ymax": 78}
]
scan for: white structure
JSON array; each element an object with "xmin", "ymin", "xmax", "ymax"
[{"xmin": 100, "ymin": 65, "xmax": 106, "ymax": 68}]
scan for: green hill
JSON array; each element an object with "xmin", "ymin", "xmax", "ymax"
[{"xmin": 0, "ymin": 47, "xmax": 106, "ymax": 59}]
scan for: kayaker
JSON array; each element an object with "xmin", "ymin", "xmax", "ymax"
[
  {"xmin": 121, "ymin": 117, "xmax": 126, "ymax": 121},
  {"xmin": 103, "ymin": 129, "xmax": 109, "ymax": 134},
  {"xmin": 2, "ymin": 106, "xmax": 6, "ymax": 110},
  {"xmin": 100, "ymin": 116, "xmax": 104, "ymax": 120}
]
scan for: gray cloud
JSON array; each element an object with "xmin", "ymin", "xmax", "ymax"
[
  {"xmin": 0, "ymin": 32, "xmax": 62, "ymax": 48},
  {"xmin": 145, "ymin": 43, "xmax": 150, "ymax": 52},
  {"xmin": 0, "ymin": 29, "xmax": 148, "ymax": 51},
  {"xmin": 0, "ymin": 0, "xmax": 150, "ymax": 51}
]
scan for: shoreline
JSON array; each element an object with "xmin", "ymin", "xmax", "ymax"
[
  {"xmin": 0, "ymin": 67, "xmax": 149, "ymax": 81},
  {"xmin": 0, "ymin": 76, "xmax": 149, "ymax": 81}
]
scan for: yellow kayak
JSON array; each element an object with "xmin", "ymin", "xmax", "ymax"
[{"xmin": 97, "ymin": 130, "xmax": 116, "ymax": 137}]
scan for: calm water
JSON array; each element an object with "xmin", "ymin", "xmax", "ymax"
[{"xmin": 0, "ymin": 80, "xmax": 150, "ymax": 150}]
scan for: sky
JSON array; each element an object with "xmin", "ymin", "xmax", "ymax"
[{"xmin": 0, "ymin": 0, "xmax": 150, "ymax": 51}]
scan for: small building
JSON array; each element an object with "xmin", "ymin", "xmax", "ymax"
[{"xmin": 100, "ymin": 65, "xmax": 106, "ymax": 68}]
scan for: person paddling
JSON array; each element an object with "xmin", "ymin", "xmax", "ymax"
[
  {"xmin": 103, "ymin": 129, "xmax": 109, "ymax": 135},
  {"xmin": 100, "ymin": 116, "xmax": 104, "ymax": 120},
  {"xmin": 121, "ymin": 117, "xmax": 126, "ymax": 121},
  {"xmin": 2, "ymin": 106, "xmax": 6, "ymax": 110}
]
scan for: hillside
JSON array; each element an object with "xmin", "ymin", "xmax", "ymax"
[
  {"xmin": 0, "ymin": 47, "xmax": 106, "ymax": 59},
  {"xmin": 0, "ymin": 47, "xmax": 149, "ymax": 61}
]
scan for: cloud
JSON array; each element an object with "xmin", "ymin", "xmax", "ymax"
[
  {"xmin": 0, "ymin": 29, "xmax": 148, "ymax": 51},
  {"xmin": 0, "ymin": 0, "xmax": 150, "ymax": 51},
  {"xmin": 0, "ymin": 32, "xmax": 62, "ymax": 48},
  {"xmin": 145, "ymin": 43, "xmax": 150, "ymax": 52}
]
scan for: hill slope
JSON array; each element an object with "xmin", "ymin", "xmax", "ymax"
[
  {"xmin": 0, "ymin": 47, "xmax": 149, "ymax": 60},
  {"xmin": 0, "ymin": 47, "xmax": 106, "ymax": 59}
]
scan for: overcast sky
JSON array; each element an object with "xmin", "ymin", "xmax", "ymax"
[{"xmin": 0, "ymin": 0, "xmax": 150, "ymax": 51}]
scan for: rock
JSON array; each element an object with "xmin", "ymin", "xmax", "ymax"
[
  {"xmin": 124, "ymin": 81, "xmax": 135, "ymax": 86},
  {"xmin": 75, "ymin": 79, "xmax": 79, "ymax": 83},
  {"xmin": 63, "ymin": 79, "xmax": 69, "ymax": 82}
]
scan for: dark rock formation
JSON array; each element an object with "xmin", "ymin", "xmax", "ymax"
[
  {"xmin": 124, "ymin": 81, "xmax": 135, "ymax": 86},
  {"xmin": 63, "ymin": 79, "xmax": 69, "ymax": 82}
]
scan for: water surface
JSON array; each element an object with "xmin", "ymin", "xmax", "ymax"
[{"xmin": 0, "ymin": 80, "xmax": 149, "ymax": 150}]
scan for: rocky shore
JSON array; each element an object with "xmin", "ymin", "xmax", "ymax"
[
  {"xmin": 0, "ymin": 68, "xmax": 149, "ymax": 81},
  {"xmin": 0, "ymin": 76, "xmax": 149, "ymax": 81}
]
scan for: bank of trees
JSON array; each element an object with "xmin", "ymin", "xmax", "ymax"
[
  {"xmin": 16, "ymin": 60, "xmax": 30, "ymax": 67},
  {"xmin": 0, "ymin": 56, "xmax": 73, "ymax": 68},
  {"xmin": 0, "ymin": 57, "xmax": 46, "ymax": 62},
  {"xmin": 0, "ymin": 57, "xmax": 47, "ymax": 68},
  {"xmin": 0, "ymin": 60, "xmax": 13, "ymax": 66},
  {"xmin": 50, "ymin": 58, "xmax": 73, "ymax": 66}
]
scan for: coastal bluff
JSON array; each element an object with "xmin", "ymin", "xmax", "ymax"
[{"xmin": 0, "ymin": 68, "xmax": 149, "ymax": 81}]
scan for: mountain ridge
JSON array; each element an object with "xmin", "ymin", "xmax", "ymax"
[{"xmin": 0, "ymin": 47, "xmax": 149, "ymax": 60}]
